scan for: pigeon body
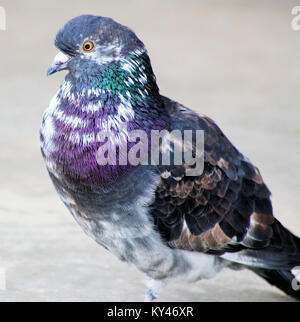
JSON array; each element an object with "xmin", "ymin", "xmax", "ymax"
[{"xmin": 40, "ymin": 15, "xmax": 300, "ymax": 300}]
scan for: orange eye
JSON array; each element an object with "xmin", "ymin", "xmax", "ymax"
[{"xmin": 82, "ymin": 41, "xmax": 94, "ymax": 52}]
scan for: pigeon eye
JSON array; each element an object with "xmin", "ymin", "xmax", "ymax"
[{"xmin": 82, "ymin": 41, "xmax": 94, "ymax": 52}]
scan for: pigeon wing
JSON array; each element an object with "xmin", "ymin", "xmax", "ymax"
[{"xmin": 150, "ymin": 96, "xmax": 274, "ymax": 254}]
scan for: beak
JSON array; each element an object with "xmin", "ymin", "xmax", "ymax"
[{"xmin": 47, "ymin": 51, "xmax": 70, "ymax": 76}]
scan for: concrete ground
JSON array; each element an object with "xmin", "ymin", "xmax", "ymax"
[{"xmin": 0, "ymin": 0, "xmax": 300, "ymax": 301}]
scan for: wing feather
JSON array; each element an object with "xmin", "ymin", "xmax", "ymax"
[{"xmin": 150, "ymin": 97, "xmax": 274, "ymax": 254}]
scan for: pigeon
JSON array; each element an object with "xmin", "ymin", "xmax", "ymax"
[{"xmin": 40, "ymin": 15, "xmax": 300, "ymax": 301}]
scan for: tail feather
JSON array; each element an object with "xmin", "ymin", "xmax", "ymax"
[
  {"xmin": 250, "ymin": 268, "xmax": 300, "ymax": 300},
  {"xmin": 221, "ymin": 219, "xmax": 300, "ymax": 299},
  {"xmin": 222, "ymin": 219, "xmax": 300, "ymax": 270}
]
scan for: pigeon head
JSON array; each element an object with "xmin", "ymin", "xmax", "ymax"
[
  {"xmin": 47, "ymin": 15, "xmax": 145, "ymax": 78},
  {"xmin": 43, "ymin": 15, "xmax": 169, "ymax": 186}
]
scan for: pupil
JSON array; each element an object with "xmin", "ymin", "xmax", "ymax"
[{"xmin": 85, "ymin": 44, "xmax": 90, "ymax": 50}]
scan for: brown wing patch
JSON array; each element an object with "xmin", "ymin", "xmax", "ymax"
[
  {"xmin": 173, "ymin": 222, "xmax": 232, "ymax": 252},
  {"xmin": 242, "ymin": 211, "xmax": 274, "ymax": 248},
  {"xmin": 253, "ymin": 168, "xmax": 264, "ymax": 184}
]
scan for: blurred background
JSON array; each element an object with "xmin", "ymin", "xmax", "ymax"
[{"xmin": 0, "ymin": 0, "xmax": 299, "ymax": 301}]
